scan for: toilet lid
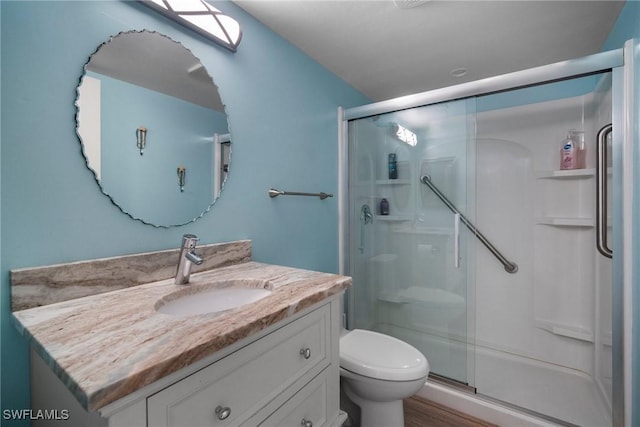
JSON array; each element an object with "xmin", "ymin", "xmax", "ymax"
[{"xmin": 340, "ymin": 329, "xmax": 429, "ymax": 381}]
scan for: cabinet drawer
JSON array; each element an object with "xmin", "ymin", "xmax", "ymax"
[
  {"xmin": 257, "ymin": 371, "xmax": 329, "ymax": 427},
  {"xmin": 147, "ymin": 304, "xmax": 330, "ymax": 427}
]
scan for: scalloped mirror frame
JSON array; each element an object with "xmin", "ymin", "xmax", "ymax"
[{"xmin": 75, "ymin": 30, "xmax": 231, "ymax": 227}]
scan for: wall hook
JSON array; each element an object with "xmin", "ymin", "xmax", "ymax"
[
  {"xmin": 136, "ymin": 126, "xmax": 147, "ymax": 155},
  {"xmin": 177, "ymin": 166, "xmax": 186, "ymax": 192}
]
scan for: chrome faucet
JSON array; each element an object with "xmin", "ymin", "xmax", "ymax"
[{"xmin": 175, "ymin": 234, "xmax": 204, "ymax": 285}]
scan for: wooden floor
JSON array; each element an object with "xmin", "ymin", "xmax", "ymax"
[{"xmin": 404, "ymin": 396, "xmax": 498, "ymax": 427}]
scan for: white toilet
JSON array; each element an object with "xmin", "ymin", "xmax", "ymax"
[{"xmin": 339, "ymin": 329, "xmax": 430, "ymax": 427}]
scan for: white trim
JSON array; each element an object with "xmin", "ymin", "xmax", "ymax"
[
  {"xmin": 621, "ymin": 39, "xmax": 635, "ymax": 427},
  {"xmin": 418, "ymin": 382, "xmax": 559, "ymax": 427},
  {"xmin": 343, "ymin": 49, "xmax": 623, "ymax": 121},
  {"xmin": 337, "ymin": 106, "xmax": 347, "ymax": 276}
]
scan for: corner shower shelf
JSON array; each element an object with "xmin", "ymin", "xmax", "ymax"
[
  {"xmin": 536, "ymin": 216, "xmax": 594, "ymax": 227},
  {"xmin": 535, "ymin": 169, "xmax": 595, "ymax": 179},
  {"xmin": 535, "ymin": 319, "xmax": 594, "ymax": 343},
  {"xmin": 375, "ymin": 215, "xmax": 412, "ymax": 222},
  {"xmin": 393, "ymin": 226, "xmax": 452, "ymax": 236},
  {"xmin": 375, "ymin": 179, "xmax": 411, "ymax": 185}
]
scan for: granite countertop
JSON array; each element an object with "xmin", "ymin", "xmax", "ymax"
[{"xmin": 12, "ymin": 261, "xmax": 351, "ymax": 412}]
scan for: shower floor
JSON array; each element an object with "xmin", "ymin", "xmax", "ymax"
[{"xmin": 377, "ymin": 323, "xmax": 611, "ymax": 427}]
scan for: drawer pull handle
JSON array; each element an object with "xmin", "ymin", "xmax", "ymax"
[
  {"xmin": 215, "ymin": 406, "xmax": 231, "ymax": 420},
  {"xmin": 300, "ymin": 347, "xmax": 311, "ymax": 359},
  {"xmin": 301, "ymin": 418, "xmax": 313, "ymax": 427}
]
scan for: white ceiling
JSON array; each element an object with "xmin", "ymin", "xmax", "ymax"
[
  {"xmin": 233, "ymin": 0, "xmax": 625, "ymax": 102},
  {"xmin": 86, "ymin": 31, "xmax": 223, "ymax": 111}
]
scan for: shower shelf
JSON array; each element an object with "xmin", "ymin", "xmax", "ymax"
[
  {"xmin": 375, "ymin": 215, "xmax": 412, "ymax": 222},
  {"xmin": 392, "ymin": 226, "xmax": 452, "ymax": 235},
  {"xmin": 535, "ymin": 319, "xmax": 594, "ymax": 342},
  {"xmin": 536, "ymin": 216, "xmax": 594, "ymax": 227},
  {"xmin": 375, "ymin": 179, "xmax": 411, "ymax": 185},
  {"xmin": 535, "ymin": 169, "xmax": 595, "ymax": 179},
  {"xmin": 377, "ymin": 292, "xmax": 409, "ymax": 304}
]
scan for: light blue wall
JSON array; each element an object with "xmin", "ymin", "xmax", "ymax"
[
  {"xmin": 0, "ymin": 0, "xmax": 368, "ymax": 423},
  {"xmin": 476, "ymin": 74, "xmax": 598, "ymax": 112},
  {"xmin": 601, "ymin": 2, "xmax": 640, "ymax": 425}
]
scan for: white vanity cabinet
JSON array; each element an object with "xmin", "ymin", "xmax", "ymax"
[
  {"xmin": 31, "ymin": 297, "xmax": 345, "ymax": 427},
  {"xmin": 147, "ymin": 302, "xmax": 340, "ymax": 427}
]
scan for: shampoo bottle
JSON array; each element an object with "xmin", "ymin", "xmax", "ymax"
[
  {"xmin": 388, "ymin": 153, "xmax": 398, "ymax": 179},
  {"xmin": 380, "ymin": 198, "xmax": 390, "ymax": 215}
]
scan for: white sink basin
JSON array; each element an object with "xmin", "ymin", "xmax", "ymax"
[{"xmin": 156, "ymin": 279, "xmax": 273, "ymax": 316}]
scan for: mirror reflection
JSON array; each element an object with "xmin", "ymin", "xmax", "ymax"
[{"xmin": 76, "ymin": 30, "xmax": 230, "ymax": 227}]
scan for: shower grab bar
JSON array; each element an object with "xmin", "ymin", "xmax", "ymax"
[
  {"xmin": 420, "ymin": 175, "xmax": 518, "ymax": 274},
  {"xmin": 268, "ymin": 188, "xmax": 333, "ymax": 200},
  {"xmin": 596, "ymin": 123, "xmax": 613, "ymax": 258}
]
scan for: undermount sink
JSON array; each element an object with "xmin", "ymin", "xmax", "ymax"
[{"xmin": 156, "ymin": 279, "xmax": 273, "ymax": 316}]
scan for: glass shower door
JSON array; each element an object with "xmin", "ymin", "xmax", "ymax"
[
  {"xmin": 343, "ymin": 48, "xmax": 625, "ymax": 426},
  {"xmin": 470, "ymin": 72, "xmax": 615, "ymax": 426},
  {"xmin": 347, "ymin": 99, "xmax": 476, "ymax": 385}
]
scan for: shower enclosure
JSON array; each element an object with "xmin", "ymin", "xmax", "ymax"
[{"xmin": 339, "ymin": 46, "xmax": 631, "ymax": 426}]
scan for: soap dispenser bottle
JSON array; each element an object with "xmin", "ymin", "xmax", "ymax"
[{"xmin": 560, "ymin": 131, "xmax": 578, "ymax": 170}]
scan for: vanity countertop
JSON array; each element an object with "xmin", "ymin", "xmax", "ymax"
[{"xmin": 12, "ymin": 261, "xmax": 351, "ymax": 412}]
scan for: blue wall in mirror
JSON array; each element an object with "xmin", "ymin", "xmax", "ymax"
[
  {"xmin": 93, "ymin": 71, "xmax": 227, "ymax": 225},
  {"xmin": 0, "ymin": 0, "xmax": 369, "ymax": 419}
]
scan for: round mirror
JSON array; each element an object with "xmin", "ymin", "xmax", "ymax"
[{"xmin": 76, "ymin": 30, "xmax": 230, "ymax": 227}]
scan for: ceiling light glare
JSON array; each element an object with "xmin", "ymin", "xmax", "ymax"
[{"xmin": 394, "ymin": 124, "xmax": 417, "ymax": 146}]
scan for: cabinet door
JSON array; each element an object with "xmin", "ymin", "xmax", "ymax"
[{"xmin": 147, "ymin": 305, "xmax": 330, "ymax": 427}]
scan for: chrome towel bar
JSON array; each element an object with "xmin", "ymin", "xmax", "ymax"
[
  {"xmin": 420, "ymin": 175, "xmax": 518, "ymax": 274},
  {"xmin": 268, "ymin": 188, "xmax": 333, "ymax": 200}
]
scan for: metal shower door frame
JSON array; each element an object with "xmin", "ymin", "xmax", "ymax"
[{"xmin": 338, "ymin": 42, "xmax": 632, "ymax": 426}]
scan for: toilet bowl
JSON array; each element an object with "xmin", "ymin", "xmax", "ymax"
[{"xmin": 339, "ymin": 329, "xmax": 429, "ymax": 427}]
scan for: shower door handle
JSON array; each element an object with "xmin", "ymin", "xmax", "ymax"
[
  {"xmin": 596, "ymin": 123, "xmax": 613, "ymax": 258},
  {"xmin": 453, "ymin": 213, "xmax": 461, "ymax": 268}
]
